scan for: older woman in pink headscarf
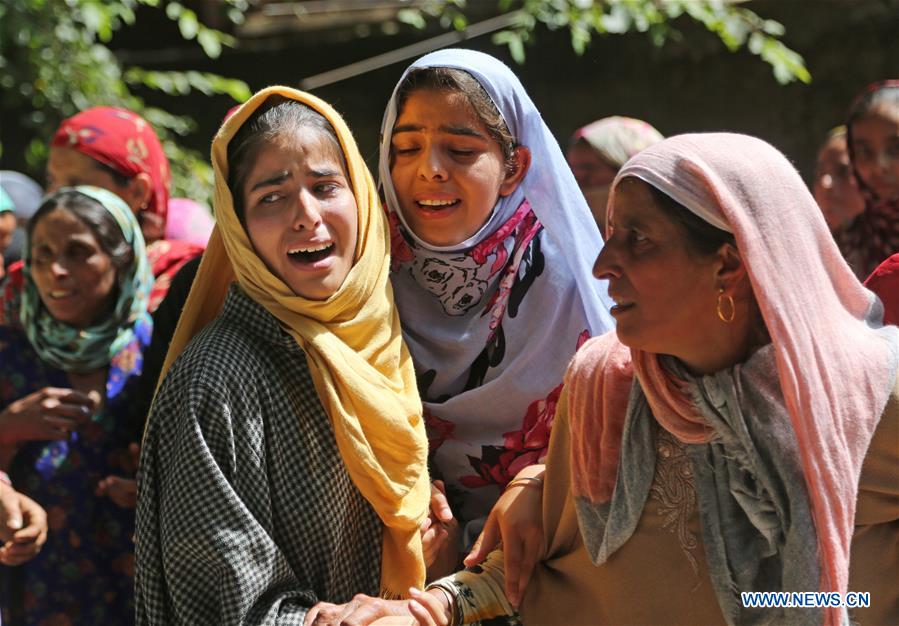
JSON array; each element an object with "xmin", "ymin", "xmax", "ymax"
[{"xmin": 390, "ymin": 133, "xmax": 899, "ymax": 626}]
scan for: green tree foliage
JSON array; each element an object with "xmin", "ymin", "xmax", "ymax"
[
  {"xmin": 0, "ymin": 0, "xmax": 250, "ymax": 205},
  {"xmin": 400, "ymin": 0, "xmax": 811, "ymax": 85}
]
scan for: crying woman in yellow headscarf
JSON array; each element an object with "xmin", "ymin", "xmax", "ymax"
[{"xmin": 134, "ymin": 87, "xmax": 430, "ymax": 625}]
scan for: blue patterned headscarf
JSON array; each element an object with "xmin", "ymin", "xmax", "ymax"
[{"xmin": 21, "ymin": 186, "xmax": 154, "ymax": 373}]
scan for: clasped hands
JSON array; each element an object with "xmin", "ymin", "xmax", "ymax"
[{"xmin": 304, "ymin": 464, "xmax": 545, "ymax": 625}]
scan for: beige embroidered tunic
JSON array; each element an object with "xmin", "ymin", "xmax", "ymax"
[{"xmin": 445, "ymin": 379, "xmax": 899, "ymax": 625}]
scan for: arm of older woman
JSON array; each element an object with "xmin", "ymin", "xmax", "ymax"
[
  {"xmin": 0, "ymin": 386, "xmax": 97, "ymax": 446},
  {"xmin": 462, "ymin": 464, "xmax": 545, "ymax": 607},
  {"xmin": 316, "ymin": 548, "xmax": 513, "ymax": 626},
  {"xmin": 849, "ymin": 377, "xmax": 899, "ymax": 625}
]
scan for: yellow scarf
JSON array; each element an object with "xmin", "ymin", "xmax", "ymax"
[{"xmin": 159, "ymin": 86, "xmax": 429, "ymax": 596}]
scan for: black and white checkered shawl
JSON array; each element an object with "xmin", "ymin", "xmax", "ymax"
[{"xmin": 135, "ymin": 285, "xmax": 381, "ymax": 625}]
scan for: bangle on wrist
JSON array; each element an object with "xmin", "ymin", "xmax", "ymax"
[
  {"xmin": 426, "ymin": 581, "xmax": 462, "ymax": 626},
  {"xmin": 504, "ymin": 475, "xmax": 543, "ymax": 491}
]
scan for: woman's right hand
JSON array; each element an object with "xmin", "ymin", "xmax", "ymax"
[
  {"xmin": 464, "ymin": 464, "xmax": 545, "ymax": 607},
  {"xmin": 0, "ymin": 387, "xmax": 98, "ymax": 445},
  {"xmin": 0, "ymin": 481, "xmax": 48, "ymax": 566}
]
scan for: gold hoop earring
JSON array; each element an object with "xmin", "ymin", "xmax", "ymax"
[{"xmin": 717, "ymin": 288, "xmax": 735, "ymax": 323}]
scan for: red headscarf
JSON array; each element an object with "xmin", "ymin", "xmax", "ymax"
[
  {"xmin": 48, "ymin": 106, "xmax": 203, "ymax": 312},
  {"xmin": 51, "ymin": 107, "xmax": 171, "ymax": 223}
]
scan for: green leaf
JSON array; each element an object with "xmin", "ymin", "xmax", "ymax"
[
  {"xmin": 571, "ymin": 23, "xmax": 591, "ymax": 55},
  {"xmin": 397, "ymin": 8, "xmax": 426, "ymax": 29},
  {"xmin": 178, "ymin": 11, "xmax": 198, "ymax": 40},
  {"xmin": 493, "ymin": 29, "xmax": 526, "ymax": 63},
  {"xmin": 125, "ymin": 67, "xmax": 250, "ymax": 102},
  {"xmin": 760, "ymin": 37, "xmax": 811, "ymax": 85},
  {"xmin": 600, "ymin": 5, "xmax": 631, "ymax": 34},
  {"xmin": 748, "ymin": 31, "xmax": 763, "ymax": 55},
  {"xmin": 227, "ymin": 7, "xmax": 245, "ymax": 24},
  {"xmin": 196, "ymin": 29, "xmax": 221, "ymax": 58},
  {"xmin": 761, "ymin": 19, "xmax": 785, "ymax": 37},
  {"xmin": 79, "ymin": 2, "xmax": 103, "ymax": 35},
  {"xmin": 165, "ymin": 2, "xmax": 182, "ymax": 20}
]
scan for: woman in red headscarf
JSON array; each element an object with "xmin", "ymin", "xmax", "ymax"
[{"xmin": 1, "ymin": 106, "xmax": 204, "ymax": 326}]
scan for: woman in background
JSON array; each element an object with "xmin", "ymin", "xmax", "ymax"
[
  {"xmin": 812, "ymin": 126, "xmax": 865, "ymax": 233},
  {"xmin": 0, "ymin": 186, "xmax": 153, "ymax": 625},
  {"xmin": 567, "ymin": 115, "xmax": 664, "ymax": 233},
  {"xmin": 837, "ymin": 80, "xmax": 899, "ymax": 278},
  {"xmin": 1, "ymin": 106, "xmax": 204, "ymax": 328}
]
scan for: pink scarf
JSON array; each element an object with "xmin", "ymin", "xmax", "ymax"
[{"xmin": 568, "ymin": 133, "xmax": 897, "ymax": 625}]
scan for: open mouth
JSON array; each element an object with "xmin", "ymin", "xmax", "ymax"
[
  {"xmin": 287, "ymin": 243, "xmax": 334, "ymax": 264},
  {"xmin": 415, "ymin": 198, "xmax": 460, "ymax": 212},
  {"xmin": 48, "ymin": 289, "xmax": 76, "ymax": 300}
]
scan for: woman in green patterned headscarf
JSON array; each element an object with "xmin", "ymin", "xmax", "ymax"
[
  {"xmin": 0, "ymin": 186, "xmax": 153, "ymax": 625},
  {"xmin": 21, "ymin": 186, "xmax": 154, "ymax": 372}
]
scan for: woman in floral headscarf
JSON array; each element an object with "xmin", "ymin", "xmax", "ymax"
[
  {"xmin": 376, "ymin": 50, "xmax": 615, "ymax": 590},
  {"xmin": 0, "ymin": 186, "xmax": 153, "ymax": 625}
]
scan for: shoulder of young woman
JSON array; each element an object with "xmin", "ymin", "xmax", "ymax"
[
  {"xmin": 161, "ymin": 315, "xmax": 271, "ymax": 396},
  {"xmin": 146, "ymin": 316, "xmax": 272, "ymax": 466}
]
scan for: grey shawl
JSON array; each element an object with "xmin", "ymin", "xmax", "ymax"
[{"xmin": 576, "ymin": 345, "xmax": 832, "ymax": 625}]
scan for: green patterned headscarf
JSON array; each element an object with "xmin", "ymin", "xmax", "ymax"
[{"xmin": 21, "ymin": 186, "xmax": 154, "ymax": 373}]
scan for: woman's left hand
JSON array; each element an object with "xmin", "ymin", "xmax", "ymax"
[
  {"xmin": 303, "ymin": 588, "xmax": 451, "ymax": 626},
  {"xmin": 303, "ymin": 595, "xmax": 410, "ymax": 626},
  {"xmin": 95, "ymin": 476, "xmax": 137, "ymax": 508},
  {"xmin": 96, "ymin": 442, "xmax": 140, "ymax": 508}
]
